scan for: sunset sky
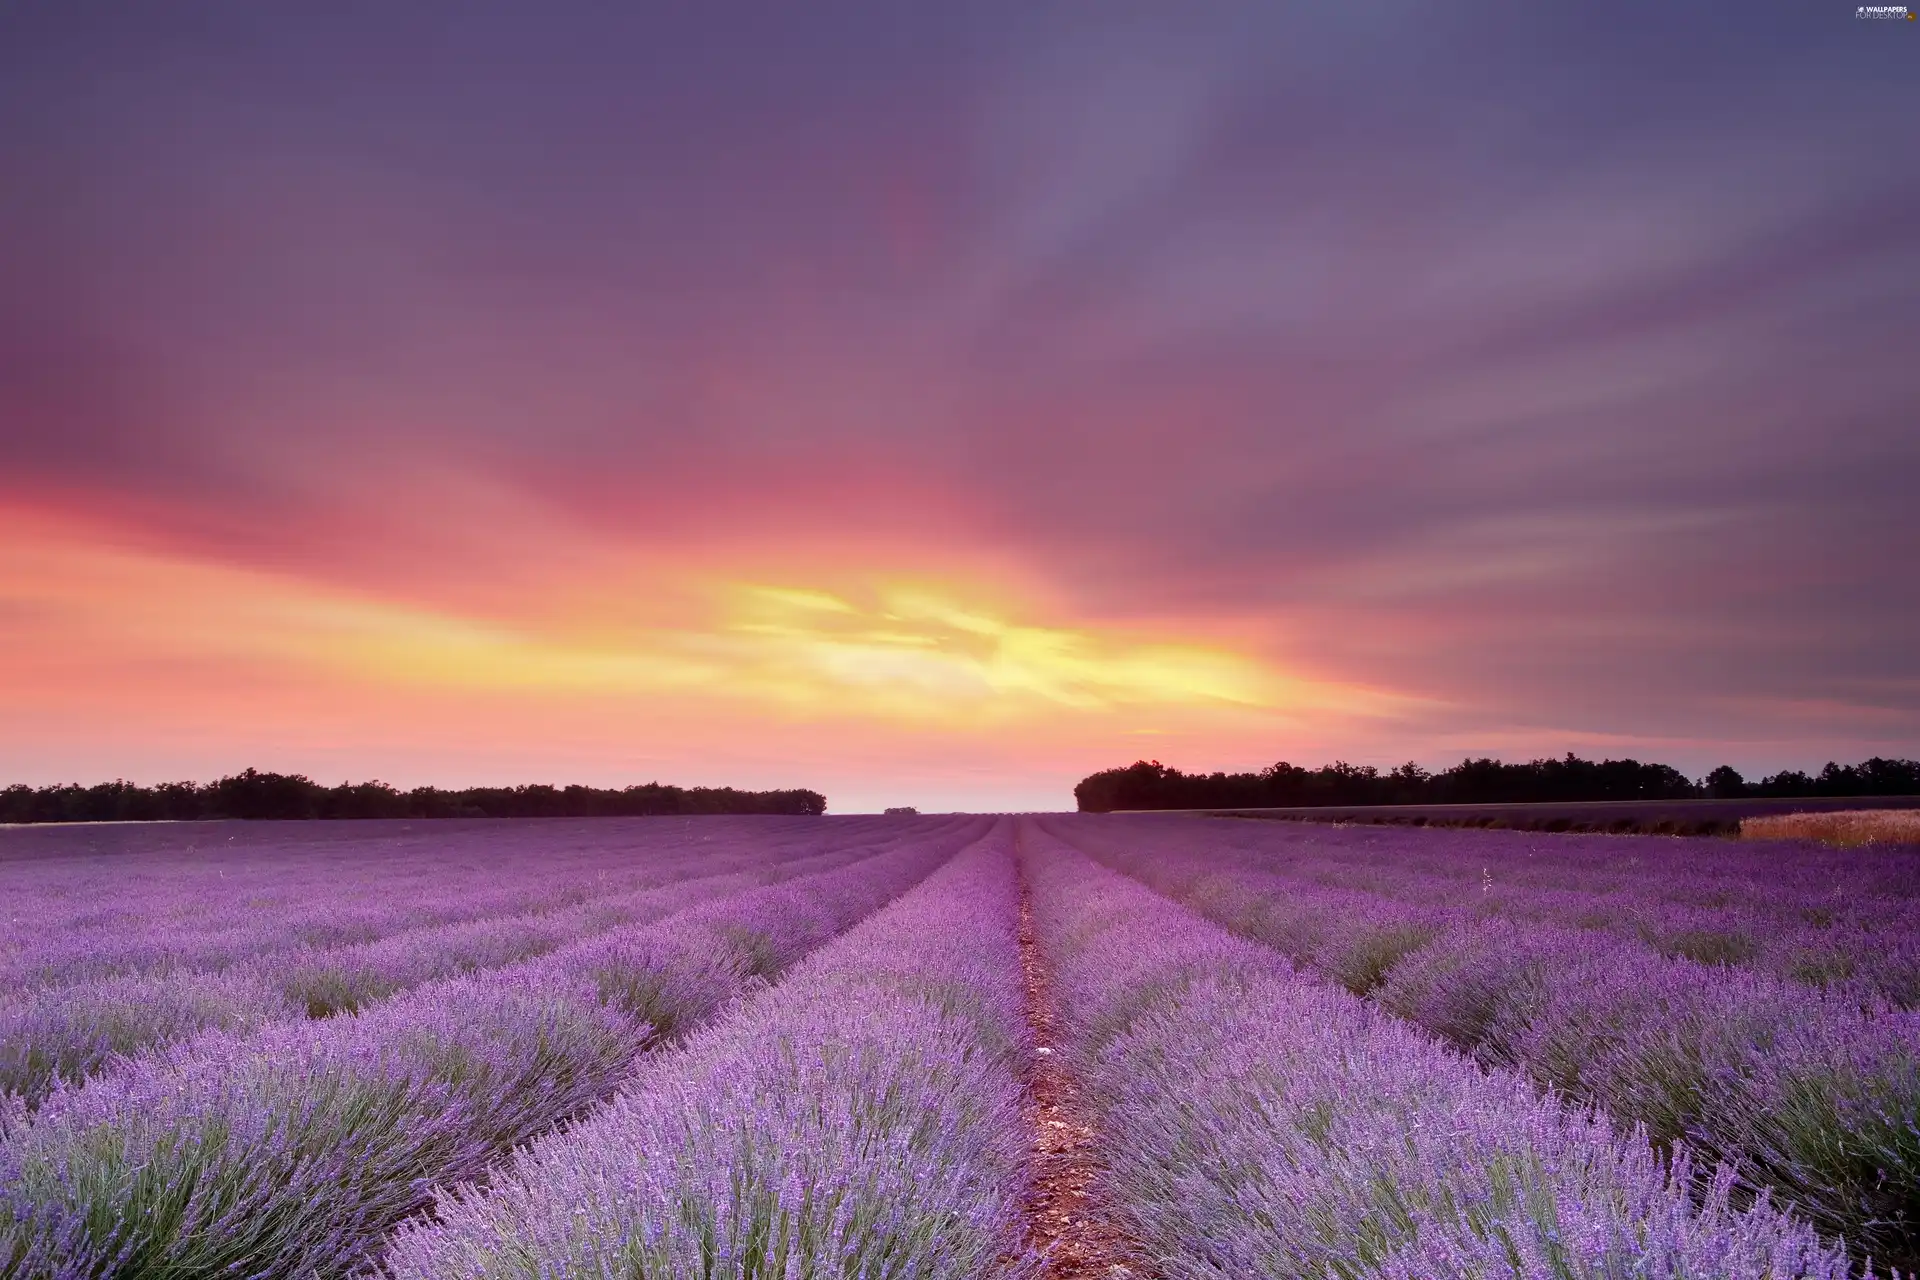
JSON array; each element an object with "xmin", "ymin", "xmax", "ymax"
[{"xmin": 3, "ymin": 5, "xmax": 1916, "ymax": 812}]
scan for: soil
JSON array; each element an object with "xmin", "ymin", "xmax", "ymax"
[{"xmin": 1009, "ymin": 864, "xmax": 1153, "ymax": 1279}]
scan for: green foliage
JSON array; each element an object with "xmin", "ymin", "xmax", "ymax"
[
  {"xmin": 1660, "ymin": 929, "xmax": 1760, "ymax": 968},
  {"xmin": 0, "ymin": 769, "xmax": 828, "ymax": 824},
  {"xmin": 1326, "ymin": 922, "xmax": 1441, "ymax": 997},
  {"xmin": 1073, "ymin": 754, "xmax": 1920, "ymax": 812}
]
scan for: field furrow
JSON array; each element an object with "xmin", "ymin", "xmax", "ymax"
[{"xmin": 1009, "ymin": 824, "xmax": 1148, "ymax": 1279}]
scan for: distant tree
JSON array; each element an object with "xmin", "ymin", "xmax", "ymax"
[
  {"xmin": 1074, "ymin": 760, "xmax": 1175, "ymax": 813},
  {"xmin": 204, "ymin": 769, "xmax": 328, "ymax": 820},
  {"xmin": 0, "ymin": 770, "xmax": 828, "ymax": 824},
  {"xmin": 1755, "ymin": 769, "xmax": 1817, "ymax": 798},
  {"xmin": 1856, "ymin": 757, "xmax": 1920, "ymax": 794},
  {"xmin": 883, "ymin": 806, "xmax": 919, "ymax": 816},
  {"xmin": 0, "ymin": 784, "xmax": 36, "ymax": 824},
  {"xmin": 322, "ymin": 780, "xmax": 408, "ymax": 819},
  {"xmin": 1704, "ymin": 765, "xmax": 1748, "ymax": 799},
  {"xmin": 1386, "ymin": 762, "xmax": 1430, "ymax": 803},
  {"xmin": 1818, "ymin": 762, "xmax": 1858, "ymax": 796},
  {"xmin": 1073, "ymin": 753, "xmax": 1920, "ymax": 812}
]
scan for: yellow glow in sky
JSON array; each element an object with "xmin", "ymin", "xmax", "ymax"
[
  {"xmin": 0, "ymin": 517, "xmax": 1343, "ymax": 726},
  {"xmin": 0, "ymin": 509, "xmax": 1438, "ymax": 811},
  {"xmin": 711, "ymin": 582, "xmax": 1279, "ymax": 719}
]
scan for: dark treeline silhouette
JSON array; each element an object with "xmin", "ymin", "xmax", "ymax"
[
  {"xmin": 1075, "ymin": 754, "xmax": 1920, "ymax": 813},
  {"xmin": 0, "ymin": 768, "xmax": 828, "ymax": 824}
]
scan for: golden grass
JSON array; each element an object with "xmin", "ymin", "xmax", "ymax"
[{"xmin": 1740, "ymin": 809, "xmax": 1920, "ymax": 847}]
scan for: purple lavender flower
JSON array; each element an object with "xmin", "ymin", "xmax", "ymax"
[
  {"xmin": 378, "ymin": 828, "xmax": 1032, "ymax": 1279},
  {"xmin": 0, "ymin": 970, "xmax": 297, "ymax": 1108},
  {"xmin": 1046, "ymin": 812, "xmax": 1920, "ymax": 1267},
  {"xmin": 1021, "ymin": 822, "xmax": 1865, "ymax": 1279},
  {"xmin": 0, "ymin": 819, "xmax": 977, "ymax": 1277},
  {"xmin": 0, "ymin": 819, "xmax": 961, "ymax": 1110}
]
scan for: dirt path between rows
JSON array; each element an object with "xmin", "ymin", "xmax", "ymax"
[{"xmin": 1011, "ymin": 853, "xmax": 1152, "ymax": 1279}]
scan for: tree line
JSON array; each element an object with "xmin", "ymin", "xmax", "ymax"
[
  {"xmin": 1074, "ymin": 754, "xmax": 1920, "ymax": 813},
  {"xmin": 0, "ymin": 769, "xmax": 828, "ymax": 824}
]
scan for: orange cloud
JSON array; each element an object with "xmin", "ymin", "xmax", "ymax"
[{"xmin": 0, "ymin": 504, "xmax": 1413, "ymax": 785}]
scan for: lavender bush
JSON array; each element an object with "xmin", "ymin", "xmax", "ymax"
[
  {"xmin": 0, "ymin": 821, "xmax": 959, "ymax": 1106},
  {"xmin": 0, "ymin": 822, "xmax": 970, "ymax": 1278},
  {"xmin": 378, "ymin": 827, "xmax": 1032, "ymax": 1279},
  {"xmin": 1019, "ymin": 825, "xmax": 1864, "ymax": 1279},
  {"xmin": 0, "ymin": 971, "xmax": 639, "ymax": 1278},
  {"xmin": 0, "ymin": 970, "xmax": 298, "ymax": 1109},
  {"xmin": 261, "ymin": 834, "xmax": 885, "ymax": 1017},
  {"xmin": 0, "ymin": 856, "xmax": 807, "ymax": 1108},
  {"xmin": 1059, "ymin": 812, "xmax": 1920, "ymax": 1003},
  {"xmin": 1, "ymin": 815, "xmax": 955, "ymax": 991},
  {"xmin": 1048, "ymin": 814, "xmax": 1920, "ymax": 1266}
]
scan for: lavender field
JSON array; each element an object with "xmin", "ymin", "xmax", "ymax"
[{"xmin": 2, "ymin": 814, "xmax": 1915, "ymax": 1278}]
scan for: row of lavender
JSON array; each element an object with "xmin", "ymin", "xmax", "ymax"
[
  {"xmin": 1216, "ymin": 816, "xmax": 1920, "ymax": 1003},
  {"xmin": 378, "ymin": 826, "xmax": 1034, "ymax": 1276},
  {"xmin": 0, "ymin": 818, "xmax": 770, "ymax": 961},
  {"xmin": 1018, "ymin": 824, "xmax": 1859, "ymax": 1278},
  {"xmin": 0, "ymin": 818, "xmax": 975, "ymax": 1104},
  {"xmin": 1050, "ymin": 814, "xmax": 1920, "ymax": 1268},
  {"xmin": 0, "ymin": 817, "xmax": 981, "ymax": 1276},
  {"xmin": 0, "ymin": 827, "xmax": 929, "ymax": 1107},
  {"xmin": 6, "ymin": 813, "xmax": 1897, "ymax": 1277},
  {"xmin": 3, "ymin": 816, "xmax": 958, "ymax": 987},
  {"xmin": 371, "ymin": 822, "xmax": 1865, "ymax": 1278}
]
